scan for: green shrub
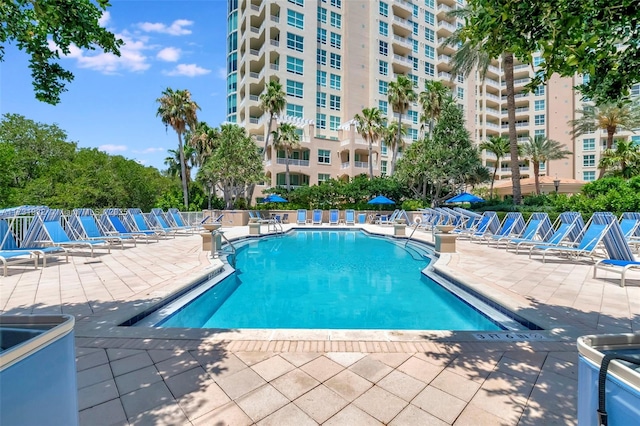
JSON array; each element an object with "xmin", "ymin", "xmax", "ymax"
[{"xmin": 402, "ymin": 199, "xmax": 424, "ymax": 211}]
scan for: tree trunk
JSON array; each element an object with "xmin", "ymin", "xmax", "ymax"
[
  {"xmin": 177, "ymin": 132, "xmax": 189, "ymax": 208},
  {"xmin": 533, "ymin": 161, "xmax": 541, "ymax": 194},
  {"xmin": 490, "ymin": 156, "xmax": 499, "ymax": 198},
  {"xmin": 285, "ymin": 150, "xmax": 291, "ymax": 192},
  {"xmin": 503, "ymin": 53, "xmax": 522, "ymax": 205},
  {"xmin": 599, "ymin": 125, "xmax": 616, "ymax": 178},
  {"xmin": 391, "ymin": 114, "xmax": 403, "ymax": 176},
  {"xmin": 263, "ymin": 113, "xmax": 274, "ymax": 161},
  {"xmin": 368, "ymin": 133, "xmax": 374, "ymax": 179}
]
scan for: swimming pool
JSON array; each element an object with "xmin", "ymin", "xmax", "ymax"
[{"xmin": 137, "ymin": 229, "xmax": 527, "ymax": 331}]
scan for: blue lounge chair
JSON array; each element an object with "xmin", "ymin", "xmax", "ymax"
[
  {"xmin": 296, "ymin": 209, "xmax": 308, "ymax": 225},
  {"xmin": 41, "ymin": 218, "xmax": 112, "ymax": 257},
  {"xmin": 312, "ymin": 209, "xmax": 323, "ymax": 225},
  {"xmin": 478, "ymin": 212, "xmax": 525, "ymax": 244},
  {"xmin": 329, "ymin": 209, "xmax": 339, "ymax": 225},
  {"xmin": 100, "ymin": 209, "xmax": 158, "ymax": 243},
  {"xmin": 529, "ymin": 216, "xmax": 610, "ymax": 263},
  {"xmin": 345, "ymin": 210, "xmax": 355, "ymax": 226},
  {"xmin": 377, "ymin": 209, "xmax": 400, "ymax": 225},
  {"xmin": 126, "ymin": 209, "xmax": 168, "ymax": 238},
  {"xmin": 593, "ymin": 212, "xmax": 640, "ymax": 287},
  {"xmin": 167, "ymin": 208, "xmax": 198, "ymax": 231},
  {"xmin": 506, "ymin": 212, "xmax": 583, "ymax": 254},
  {"xmin": 0, "ymin": 250, "xmax": 38, "ymax": 276},
  {"xmin": 150, "ymin": 208, "xmax": 191, "ymax": 235},
  {"xmin": 491, "ymin": 213, "xmax": 550, "ymax": 249},
  {"xmin": 68, "ymin": 209, "xmax": 131, "ymax": 249},
  {"xmin": 456, "ymin": 211, "xmax": 499, "ymax": 239}
]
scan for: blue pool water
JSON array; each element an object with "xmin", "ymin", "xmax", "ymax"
[{"xmin": 157, "ymin": 230, "xmax": 502, "ymax": 330}]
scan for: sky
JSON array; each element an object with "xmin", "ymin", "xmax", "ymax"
[{"xmin": 2, "ymin": 0, "xmax": 230, "ymax": 171}]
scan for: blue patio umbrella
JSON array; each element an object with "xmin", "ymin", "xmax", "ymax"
[
  {"xmin": 367, "ymin": 195, "xmax": 395, "ymax": 205},
  {"xmin": 262, "ymin": 194, "xmax": 288, "ymax": 203},
  {"xmin": 446, "ymin": 192, "xmax": 484, "ymax": 204}
]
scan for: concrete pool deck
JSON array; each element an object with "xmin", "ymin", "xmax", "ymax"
[{"xmin": 1, "ymin": 223, "xmax": 639, "ymax": 425}]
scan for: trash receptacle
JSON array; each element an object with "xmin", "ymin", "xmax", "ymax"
[
  {"xmin": 1, "ymin": 315, "xmax": 79, "ymax": 426},
  {"xmin": 577, "ymin": 333, "xmax": 640, "ymax": 426},
  {"xmin": 358, "ymin": 213, "xmax": 366, "ymax": 224}
]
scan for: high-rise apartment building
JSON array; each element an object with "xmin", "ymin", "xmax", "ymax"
[{"xmin": 226, "ymin": 0, "xmax": 639, "ymax": 195}]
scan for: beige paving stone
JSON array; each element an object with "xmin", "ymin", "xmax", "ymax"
[
  {"xmin": 215, "ymin": 365, "xmax": 267, "ymax": 399},
  {"xmin": 251, "ymin": 354, "xmax": 295, "ymax": 382},
  {"xmin": 257, "ymin": 402, "xmax": 318, "ymax": 426},
  {"xmin": 154, "ymin": 350, "xmax": 200, "ymax": 380},
  {"xmin": 127, "ymin": 401, "xmax": 189, "ymax": 426},
  {"xmin": 430, "ymin": 369, "xmax": 482, "ymax": 402},
  {"xmin": 324, "ymin": 405, "xmax": 382, "ymax": 426},
  {"xmin": 454, "ymin": 403, "xmax": 514, "ymax": 426},
  {"xmin": 348, "ymin": 355, "xmax": 394, "ymax": 383},
  {"xmin": 280, "ymin": 351, "xmax": 322, "ymax": 366},
  {"xmin": 106, "ymin": 348, "xmax": 145, "ymax": 362},
  {"xmin": 325, "ymin": 351, "xmax": 367, "ymax": 367},
  {"xmin": 147, "ymin": 349, "xmax": 180, "ymax": 364},
  {"xmin": 77, "ymin": 363, "xmax": 114, "ymax": 389},
  {"xmin": 468, "ymin": 371, "xmax": 535, "ymax": 423},
  {"xmin": 324, "ymin": 369, "xmax": 373, "ymax": 401},
  {"xmin": 518, "ymin": 405, "xmax": 576, "ymax": 425},
  {"xmin": 114, "ymin": 365, "xmax": 162, "ymax": 396},
  {"xmin": 79, "ymin": 398, "xmax": 127, "ymax": 426},
  {"xmin": 397, "ymin": 355, "xmax": 444, "ymax": 384},
  {"xmin": 164, "ymin": 365, "xmax": 211, "ymax": 398},
  {"xmin": 271, "ymin": 369, "xmax": 321, "ymax": 401},
  {"xmin": 293, "ymin": 385, "xmax": 349, "ymax": 423},
  {"xmin": 445, "ymin": 352, "xmax": 503, "ymax": 383},
  {"xmin": 120, "ymin": 380, "xmax": 175, "ymax": 419},
  {"xmin": 176, "ymin": 380, "xmax": 231, "ymax": 420},
  {"xmin": 110, "ymin": 352, "xmax": 154, "ymax": 377},
  {"xmin": 191, "ymin": 401, "xmax": 252, "ymax": 426},
  {"xmin": 353, "ymin": 386, "xmax": 408, "ymax": 424},
  {"xmin": 369, "ymin": 352, "xmax": 412, "ymax": 368},
  {"xmin": 76, "ymin": 349, "xmax": 109, "ymax": 372},
  {"xmin": 377, "ymin": 370, "xmax": 428, "ymax": 402},
  {"xmin": 390, "ymin": 404, "xmax": 449, "ymax": 426},
  {"xmin": 235, "ymin": 384, "xmax": 289, "ymax": 422},
  {"xmin": 78, "ymin": 378, "xmax": 120, "ymax": 411},
  {"xmin": 299, "ymin": 355, "xmax": 344, "ymax": 382},
  {"xmin": 412, "ymin": 385, "xmax": 467, "ymax": 424},
  {"xmin": 235, "ymin": 351, "xmax": 276, "ymax": 366},
  {"xmin": 192, "ymin": 351, "xmax": 247, "ymax": 380},
  {"xmin": 525, "ymin": 369, "xmax": 577, "ymax": 418}
]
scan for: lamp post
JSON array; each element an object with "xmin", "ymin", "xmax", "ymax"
[{"xmin": 553, "ymin": 176, "xmax": 560, "ymax": 194}]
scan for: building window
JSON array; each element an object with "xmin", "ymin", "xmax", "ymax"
[
  {"xmin": 412, "ymin": 21, "xmax": 418, "ymax": 36},
  {"xmin": 316, "ymin": 92, "xmax": 326, "ymax": 108},
  {"xmin": 330, "ymin": 52, "xmax": 341, "ymax": 69},
  {"xmin": 330, "ymin": 0, "xmax": 341, "ymax": 7},
  {"xmin": 329, "ymin": 74, "xmax": 341, "ymax": 90},
  {"xmin": 408, "ymin": 74, "xmax": 418, "ymax": 86},
  {"xmin": 381, "ymin": 142, "xmax": 388, "ymax": 156},
  {"xmin": 329, "ymin": 115, "xmax": 341, "ymax": 130},
  {"xmin": 379, "ymin": 1, "xmax": 388, "ymax": 16},
  {"xmin": 583, "ymin": 138, "xmax": 595, "ymax": 151},
  {"xmin": 286, "ymin": 103, "xmax": 303, "ymax": 118},
  {"xmin": 534, "ymin": 129, "xmax": 546, "ymax": 137},
  {"xmin": 316, "ymin": 113, "xmax": 326, "ymax": 129},
  {"xmin": 379, "ymin": 21, "xmax": 388, "ymax": 37},
  {"xmin": 632, "ymin": 135, "xmax": 640, "ymax": 146},
  {"xmin": 318, "ymin": 149, "xmax": 331, "ymax": 164},
  {"xmin": 317, "ymin": 28, "xmax": 327, "ymax": 44},
  {"xmin": 408, "ymin": 110, "xmax": 418, "ymax": 124},
  {"xmin": 286, "ymin": 80, "xmax": 304, "ymax": 98},
  {"xmin": 534, "ymin": 114, "xmax": 545, "ymax": 125},
  {"xmin": 631, "ymin": 84, "xmax": 640, "ymax": 97},
  {"xmin": 412, "ymin": 39, "xmax": 418, "ymax": 53},
  {"xmin": 425, "ymin": 11, "xmax": 434, "ymax": 26},
  {"xmin": 330, "ymin": 32, "xmax": 341, "ymax": 49},
  {"xmin": 583, "ymin": 171, "xmax": 596, "ymax": 181},
  {"xmin": 378, "ymin": 100, "xmax": 388, "ymax": 114},
  {"xmin": 534, "ymin": 85, "xmax": 545, "ymax": 96},
  {"xmin": 534, "ymin": 100, "xmax": 545, "ymax": 111},
  {"xmin": 379, "ymin": 60, "xmax": 388, "ymax": 76},
  {"xmin": 287, "ymin": 9, "xmax": 304, "ymax": 29},
  {"xmin": 379, "ymin": 81, "xmax": 388, "ymax": 95},
  {"xmin": 286, "ymin": 56, "xmax": 304, "ymax": 75},
  {"xmin": 424, "ymin": 0, "xmax": 434, "ymax": 8},
  {"xmin": 287, "ymin": 32, "xmax": 304, "ymax": 52},
  {"xmin": 317, "ymin": 70, "xmax": 327, "ymax": 86},
  {"xmin": 288, "ymin": 0, "xmax": 303, "ymax": 5},
  {"xmin": 318, "ymin": 173, "xmax": 331, "ymax": 183},
  {"xmin": 330, "ymin": 11, "xmax": 341, "ymax": 28},
  {"xmin": 533, "ymin": 56, "xmax": 543, "ymax": 67},
  {"xmin": 425, "ymin": 45, "xmax": 435, "ymax": 59},
  {"xmin": 381, "ymin": 160, "xmax": 387, "ymax": 175},
  {"xmin": 329, "ymin": 94, "xmax": 341, "ymax": 110},
  {"xmin": 318, "ymin": 6, "xmax": 327, "ymax": 23},
  {"xmin": 457, "ymin": 87, "xmax": 464, "ymax": 99},
  {"xmin": 408, "ymin": 128, "xmax": 418, "ymax": 141},
  {"xmin": 425, "ymin": 28, "xmax": 434, "ymax": 43},
  {"xmin": 317, "ymin": 48, "xmax": 327, "ymax": 65},
  {"xmin": 379, "ymin": 40, "xmax": 388, "ymax": 56},
  {"xmin": 425, "ymin": 62, "xmax": 434, "ymax": 76},
  {"xmin": 411, "ymin": 56, "xmax": 418, "ymax": 71},
  {"xmin": 583, "ymin": 154, "xmax": 596, "ymax": 167},
  {"xmin": 582, "ymin": 74, "xmax": 590, "ymax": 85},
  {"xmin": 412, "ymin": 4, "xmax": 419, "ymax": 17}
]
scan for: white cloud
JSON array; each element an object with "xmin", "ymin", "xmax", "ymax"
[
  {"xmin": 138, "ymin": 19, "xmax": 193, "ymax": 36},
  {"xmin": 216, "ymin": 67, "xmax": 227, "ymax": 80},
  {"xmin": 99, "ymin": 144, "xmax": 127, "ymax": 153},
  {"xmin": 135, "ymin": 159, "xmax": 148, "ymax": 165},
  {"xmin": 98, "ymin": 11, "xmax": 111, "ymax": 27},
  {"xmin": 48, "ymin": 32, "xmax": 151, "ymax": 74},
  {"xmin": 164, "ymin": 63, "xmax": 211, "ymax": 77},
  {"xmin": 157, "ymin": 47, "xmax": 181, "ymax": 62},
  {"xmin": 133, "ymin": 147, "xmax": 166, "ymax": 154}
]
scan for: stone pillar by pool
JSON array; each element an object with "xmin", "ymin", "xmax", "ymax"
[
  {"xmin": 434, "ymin": 225, "xmax": 457, "ymax": 253},
  {"xmin": 249, "ymin": 222, "xmax": 261, "ymax": 235},
  {"xmin": 393, "ymin": 222, "xmax": 406, "ymax": 236}
]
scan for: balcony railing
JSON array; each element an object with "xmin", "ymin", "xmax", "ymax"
[
  {"xmin": 354, "ymin": 161, "xmax": 369, "ymax": 168},
  {"xmin": 276, "ymin": 158, "xmax": 309, "ymax": 167},
  {"xmin": 393, "ymin": 54, "xmax": 412, "ymax": 65},
  {"xmin": 501, "ymin": 122, "xmax": 530, "ymax": 129},
  {"xmin": 437, "ymin": 20, "xmax": 457, "ymax": 32}
]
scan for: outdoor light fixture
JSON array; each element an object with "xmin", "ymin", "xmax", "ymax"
[{"xmin": 554, "ymin": 175, "xmax": 560, "ymax": 194}]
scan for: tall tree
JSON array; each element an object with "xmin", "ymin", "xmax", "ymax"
[
  {"xmin": 387, "ymin": 75, "xmax": 417, "ymax": 176},
  {"xmin": 599, "ymin": 140, "xmax": 640, "ymax": 179},
  {"xmin": 1, "ymin": 0, "xmax": 123, "ymax": 104},
  {"xmin": 570, "ymin": 100, "xmax": 640, "ymax": 177},
  {"xmin": 479, "ymin": 135, "xmax": 510, "ymax": 198},
  {"xmin": 259, "ymin": 80, "xmax": 286, "ymax": 160},
  {"xmin": 419, "ymin": 81, "xmax": 450, "ymax": 138},
  {"xmin": 383, "ymin": 120, "xmax": 407, "ymax": 176},
  {"xmin": 354, "ymin": 108, "xmax": 383, "ymax": 179},
  {"xmin": 271, "ymin": 123, "xmax": 301, "ymax": 191},
  {"xmin": 521, "ymin": 135, "xmax": 572, "ymax": 194},
  {"xmin": 156, "ymin": 88, "xmax": 200, "ymax": 208},
  {"xmin": 187, "ymin": 121, "xmax": 219, "ymax": 165}
]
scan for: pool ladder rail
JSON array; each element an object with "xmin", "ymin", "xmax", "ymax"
[{"xmin": 212, "ymin": 229, "xmax": 237, "ymax": 268}]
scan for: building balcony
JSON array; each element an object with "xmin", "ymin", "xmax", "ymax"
[
  {"xmin": 392, "ymin": 0, "xmax": 413, "ymax": 15},
  {"xmin": 392, "ymin": 16, "xmax": 412, "ymax": 32},
  {"xmin": 501, "ymin": 122, "xmax": 530, "ymax": 129},
  {"xmin": 501, "ymin": 77, "xmax": 531, "ymax": 87},
  {"xmin": 276, "ymin": 158, "xmax": 309, "ymax": 167},
  {"xmin": 392, "ymin": 34, "xmax": 412, "ymax": 50},
  {"xmin": 437, "ymin": 20, "xmax": 457, "ymax": 35}
]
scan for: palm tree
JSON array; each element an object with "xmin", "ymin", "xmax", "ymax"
[
  {"xmin": 163, "ymin": 149, "xmax": 181, "ymax": 179},
  {"xmin": 419, "ymin": 81, "xmax": 450, "ymax": 138},
  {"xmin": 271, "ymin": 123, "xmax": 300, "ymax": 191},
  {"xmin": 156, "ymin": 88, "xmax": 200, "ymax": 208},
  {"xmin": 570, "ymin": 101, "xmax": 640, "ymax": 177},
  {"xmin": 354, "ymin": 107, "xmax": 383, "ymax": 179},
  {"xmin": 521, "ymin": 135, "xmax": 572, "ymax": 194},
  {"xmin": 187, "ymin": 121, "xmax": 219, "ymax": 166},
  {"xmin": 599, "ymin": 139, "xmax": 640, "ymax": 178},
  {"xmin": 465, "ymin": 165, "xmax": 491, "ymax": 190},
  {"xmin": 479, "ymin": 135, "xmax": 510, "ymax": 198},
  {"xmin": 382, "ymin": 120, "xmax": 407, "ymax": 176},
  {"xmin": 387, "ymin": 75, "xmax": 417, "ymax": 175},
  {"xmin": 259, "ymin": 80, "xmax": 286, "ymax": 161}
]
